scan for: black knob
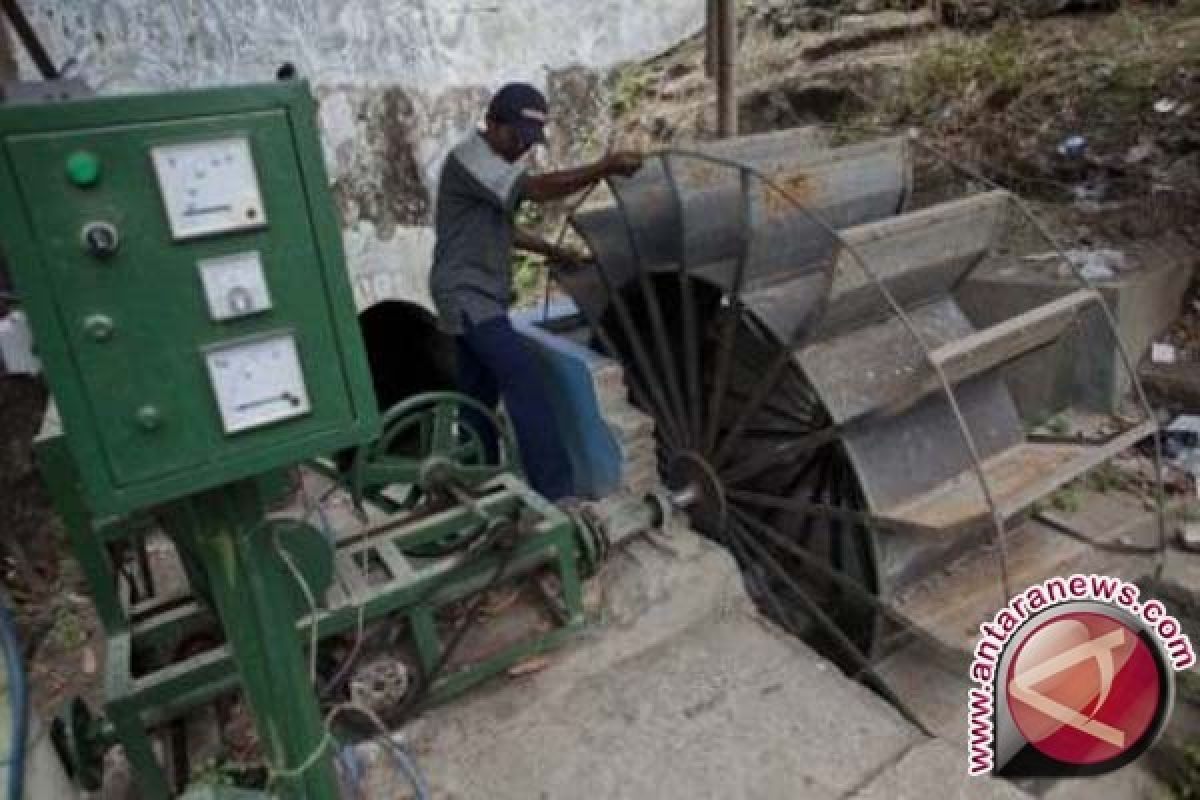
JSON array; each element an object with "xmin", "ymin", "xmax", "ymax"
[{"xmin": 82, "ymin": 222, "xmax": 119, "ymax": 259}]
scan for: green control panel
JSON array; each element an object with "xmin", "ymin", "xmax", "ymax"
[{"xmin": 0, "ymin": 82, "xmax": 379, "ymax": 516}]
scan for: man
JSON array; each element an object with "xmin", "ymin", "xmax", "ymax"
[{"xmin": 429, "ymin": 82, "xmax": 641, "ymax": 502}]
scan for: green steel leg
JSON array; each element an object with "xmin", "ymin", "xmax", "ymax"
[
  {"xmin": 556, "ymin": 529, "xmax": 585, "ymax": 625},
  {"xmin": 162, "ymin": 480, "xmax": 338, "ymax": 800},
  {"xmin": 409, "ymin": 607, "xmax": 439, "ymax": 677},
  {"xmin": 35, "ymin": 436, "xmax": 129, "ymax": 634},
  {"xmin": 108, "ymin": 705, "xmax": 172, "ymax": 800}
]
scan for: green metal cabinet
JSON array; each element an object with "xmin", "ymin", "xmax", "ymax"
[{"xmin": 0, "ymin": 82, "xmax": 379, "ymax": 517}]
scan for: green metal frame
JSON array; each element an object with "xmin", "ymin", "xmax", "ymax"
[
  {"xmin": 8, "ymin": 82, "xmax": 602, "ymax": 800},
  {"xmin": 40, "ymin": 421, "xmax": 589, "ymax": 799}
]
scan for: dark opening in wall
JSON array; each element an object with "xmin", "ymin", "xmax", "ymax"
[{"xmin": 357, "ymin": 301, "xmax": 456, "ymax": 412}]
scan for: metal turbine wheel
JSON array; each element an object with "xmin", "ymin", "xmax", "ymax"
[
  {"xmin": 557, "ymin": 130, "xmax": 1154, "ymax": 676},
  {"xmin": 556, "ymin": 134, "xmax": 904, "ymax": 659}
]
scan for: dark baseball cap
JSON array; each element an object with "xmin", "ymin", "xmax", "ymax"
[{"xmin": 488, "ymin": 82, "xmax": 549, "ymax": 148}]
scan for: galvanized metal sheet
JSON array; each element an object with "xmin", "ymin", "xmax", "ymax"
[
  {"xmin": 818, "ymin": 191, "xmax": 1011, "ymax": 338},
  {"xmin": 839, "ymin": 371, "xmax": 1023, "ymax": 515}
]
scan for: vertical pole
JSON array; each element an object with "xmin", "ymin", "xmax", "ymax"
[
  {"xmin": 0, "ymin": 0, "xmax": 57, "ymax": 80},
  {"xmin": 704, "ymin": 0, "xmax": 718, "ymax": 79},
  {"xmin": 0, "ymin": 13, "xmax": 16, "ymax": 84},
  {"xmin": 716, "ymin": 0, "xmax": 738, "ymax": 138},
  {"xmin": 163, "ymin": 481, "xmax": 338, "ymax": 800}
]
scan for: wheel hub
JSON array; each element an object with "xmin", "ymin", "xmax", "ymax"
[{"xmin": 667, "ymin": 450, "xmax": 728, "ymax": 534}]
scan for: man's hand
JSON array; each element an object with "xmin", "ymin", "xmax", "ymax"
[
  {"xmin": 603, "ymin": 151, "xmax": 643, "ymax": 178},
  {"xmin": 523, "ymin": 151, "xmax": 644, "ymax": 202}
]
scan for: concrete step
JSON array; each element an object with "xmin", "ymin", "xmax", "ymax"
[
  {"xmin": 347, "ymin": 526, "xmax": 932, "ymax": 799},
  {"xmin": 889, "ymin": 521, "xmax": 1091, "ymax": 662},
  {"xmin": 606, "ymin": 406, "xmax": 656, "ymax": 445},
  {"xmin": 847, "ymin": 739, "xmax": 1031, "ymax": 800},
  {"xmin": 875, "ymin": 640, "xmax": 1166, "ymax": 800},
  {"xmin": 589, "ymin": 359, "xmax": 630, "ymax": 408},
  {"xmin": 617, "ymin": 436, "xmax": 658, "ymax": 466}
]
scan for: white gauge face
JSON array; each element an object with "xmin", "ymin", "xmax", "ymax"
[
  {"xmin": 204, "ymin": 333, "xmax": 311, "ymax": 434},
  {"xmin": 151, "ymin": 138, "xmax": 267, "ymax": 240},
  {"xmin": 198, "ymin": 252, "xmax": 272, "ymax": 321}
]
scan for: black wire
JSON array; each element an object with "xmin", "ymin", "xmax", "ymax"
[
  {"xmin": 392, "ymin": 518, "xmax": 525, "ymax": 724},
  {"xmin": 321, "ymin": 511, "xmax": 526, "ymax": 722}
]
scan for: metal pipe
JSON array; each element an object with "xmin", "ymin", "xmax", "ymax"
[
  {"xmin": 715, "ymin": 0, "xmax": 738, "ymax": 138},
  {"xmin": 0, "ymin": 0, "xmax": 57, "ymax": 80}
]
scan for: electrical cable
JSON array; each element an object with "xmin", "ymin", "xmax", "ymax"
[
  {"xmin": 262, "ymin": 471, "xmax": 521, "ymax": 795},
  {"xmin": 0, "ymin": 597, "xmax": 28, "ymax": 800}
]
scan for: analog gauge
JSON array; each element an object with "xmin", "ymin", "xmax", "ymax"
[
  {"xmin": 198, "ymin": 252, "xmax": 272, "ymax": 321},
  {"xmin": 204, "ymin": 333, "xmax": 311, "ymax": 434},
  {"xmin": 151, "ymin": 138, "xmax": 267, "ymax": 240}
]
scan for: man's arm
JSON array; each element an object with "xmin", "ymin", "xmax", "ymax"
[
  {"xmin": 513, "ymin": 228, "xmax": 581, "ymax": 265},
  {"xmin": 522, "ymin": 152, "xmax": 642, "ymax": 203}
]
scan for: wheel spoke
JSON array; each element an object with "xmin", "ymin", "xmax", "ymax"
[
  {"xmin": 555, "ymin": 263, "xmax": 683, "ymax": 451},
  {"xmin": 702, "ymin": 168, "xmax": 755, "ymax": 455},
  {"xmin": 663, "ymin": 155, "xmax": 704, "ymax": 444},
  {"xmin": 727, "ymin": 488, "xmax": 876, "ymax": 528},
  {"xmin": 608, "ymin": 167, "xmax": 690, "ymax": 446},
  {"xmin": 721, "ymin": 427, "xmax": 841, "ymax": 487},
  {"xmin": 431, "ymin": 403, "xmax": 456, "ymax": 452}
]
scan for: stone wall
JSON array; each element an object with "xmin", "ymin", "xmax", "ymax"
[{"xmin": 8, "ymin": 1, "xmax": 702, "ymax": 310}]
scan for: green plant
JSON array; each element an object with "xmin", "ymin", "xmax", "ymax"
[
  {"xmin": 511, "ymin": 251, "xmax": 544, "ymax": 307},
  {"xmin": 1049, "ymin": 486, "xmax": 1081, "ymax": 514},
  {"xmin": 515, "ymin": 200, "xmax": 543, "ymax": 229},
  {"xmin": 49, "ymin": 603, "xmax": 87, "ymax": 650},
  {"xmin": 900, "ymin": 22, "xmax": 1033, "ymax": 121},
  {"xmin": 1044, "ymin": 414, "xmax": 1070, "ymax": 436},
  {"xmin": 191, "ymin": 757, "xmax": 237, "ymax": 788},
  {"xmin": 612, "ymin": 65, "xmax": 652, "ymax": 117},
  {"xmin": 1162, "ymin": 739, "xmax": 1200, "ymax": 800},
  {"xmin": 1085, "ymin": 462, "xmax": 1126, "ymax": 494}
]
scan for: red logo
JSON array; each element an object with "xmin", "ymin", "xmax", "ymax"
[{"xmin": 1006, "ymin": 612, "xmax": 1163, "ymax": 766}]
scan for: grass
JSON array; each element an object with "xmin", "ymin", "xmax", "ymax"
[
  {"xmin": 611, "ymin": 64, "xmax": 653, "ymax": 117},
  {"xmin": 893, "ymin": 22, "xmax": 1033, "ymax": 121},
  {"xmin": 879, "ymin": 4, "xmax": 1200, "ymax": 209},
  {"xmin": 1084, "ymin": 462, "xmax": 1126, "ymax": 494}
]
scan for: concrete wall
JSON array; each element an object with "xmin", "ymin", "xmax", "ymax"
[
  {"xmin": 957, "ymin": 241, "xmax": 1194, "ymax": 418},
  {"xmin": 8, "ymin": 1, "xmax": 702, "ymax": 311}
]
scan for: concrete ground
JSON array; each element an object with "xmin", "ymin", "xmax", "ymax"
[{"xmin": 348, "ymin": 514, "xmax": 1033, "ymax": 799}]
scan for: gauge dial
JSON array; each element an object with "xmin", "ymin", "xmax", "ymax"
[
  {"xmin": 151, "ymin": 138, "xmax": 267, "ymax": 240},
  {"xmin": 204, "ymin": 332, "xmax": 310, "ymax": 434}
]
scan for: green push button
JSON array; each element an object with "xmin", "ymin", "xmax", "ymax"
[
  {"xmin": 66, "ymin": 151, "xmax": 101, "ymax": 187},
  {"xmin": 136, "ymin": 406, "xmax": 163, "ymax": 432}
]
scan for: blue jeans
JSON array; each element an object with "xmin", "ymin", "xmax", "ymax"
[{"xmin": 456, "ymin": 313, "xmax": 574, "ymax": 501}]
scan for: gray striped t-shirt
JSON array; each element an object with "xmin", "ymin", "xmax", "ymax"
[{"xmin": 429, "ymin": 133, "xmax": 528, "ymax": 335}]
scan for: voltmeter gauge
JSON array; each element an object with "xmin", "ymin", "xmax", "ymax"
[
  {"xmin": 204, "ymin": 332, "xmax": 311, "ymax": 434},
  {"xmin": 198, "ymin": 251, "xmax": 272, "ymax": 321},
  {"xmin": 151, "ymin": 137, "xmax": 267, "ymax": 240}
]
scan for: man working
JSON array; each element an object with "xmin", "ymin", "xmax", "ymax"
[{"xmin": 429, "ymin": 82, "xmax": 641, "ymax": 502}]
